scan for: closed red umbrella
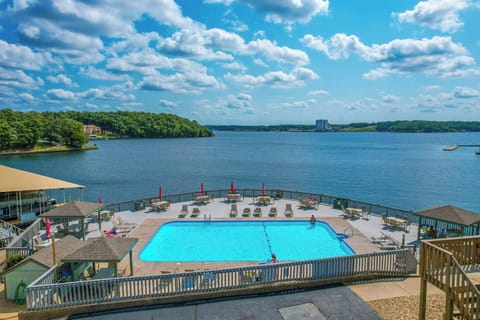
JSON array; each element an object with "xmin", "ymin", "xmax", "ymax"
[
  {"xmin": 230, "ymin": 181, "xmax": 235, "ymax": 193},
  {"xmin": 45, "ymin": 218, "xmax": 51, "ymax": 238},
  {"xmin": 98, "ymin": 194, "xmax": 103, "ymax": 204},
  {"xmin": 158, "ymin": 186, "xmax": 163, "ymax": 200},
  {"xmin": 262, "ymin": 182, "xmax": 265, "ymax": 195},
  {"xmin": 201, "ymin": 182, "xmax": 205, "ymax": 196}
]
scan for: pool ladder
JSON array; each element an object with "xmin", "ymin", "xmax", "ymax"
[
  {"xmin": 343, "ymin": 226, "xmax": 354, "ymax": 237},
  {"xmin": 203, "ymin": 214, "xmax": 212, "ymax": 221}
]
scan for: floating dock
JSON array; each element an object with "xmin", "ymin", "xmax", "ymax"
[{"xmin": 443, "ymin": 144, "xmax": 480, "ymax": 151}]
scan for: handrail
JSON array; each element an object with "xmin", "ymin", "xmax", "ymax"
[
  {"xmin": 419, "ymin": 237, "xmax": 480, "ymax": 320},
  {"xmin": 26, "ymin": 249, "xmax": 416, "ymax": 311}
]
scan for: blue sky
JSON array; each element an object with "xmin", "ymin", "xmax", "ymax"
[{"xmin": 0, "ymin": 0, "xmax": 479, "ymax": 125}]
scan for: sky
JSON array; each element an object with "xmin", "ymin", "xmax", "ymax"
[{"xmin": 0, "ymin": 0, "xmax": 480, "ymax": 125}]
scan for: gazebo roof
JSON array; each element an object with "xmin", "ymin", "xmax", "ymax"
[
  {"xmin": 61, "ymin": 236, "xmax": 138, "ymax": 263},
  {"xmin": 40, "ymin": 201, "xmax": 104, "ymax": 218},
  {"xmin": 0, "ymin": 164, "xmax": 83, "ymax": 192},
  {"xmin": 416, "ymin": 205, "xmax": 480, "ymax": 226},
  {"xmin": 30, "ymin": 235, "xmax": 83, "ymax": 268}
]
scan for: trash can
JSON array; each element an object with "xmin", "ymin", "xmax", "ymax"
[
  {"xmin": 333, "ymin": 198, "xmax": 342, "ymax": 209},
  {"xmin": 134, "ymin": 200, "xmax": 146, "ymax": 211}
]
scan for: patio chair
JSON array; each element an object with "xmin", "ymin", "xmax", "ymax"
[
  {"xmin": 179, "ymin": 204, "xmax": 188, "ymax": 218},
  {"xmin": 191, "ymin": 207, "xmax": 200, "ymax": 218},
  {"xmin": 268, "ymin": 207, "xmax": 277, "ymax": 217},
  {"xmin": 230, "ymin": 204, "xmax": 238, "ymax": 217},
  {"xmin": 117, "ymin": 216, "xmax": 137, "ymax": 228},
  {"xmin": 242, "ymin": 207, "xmax": 251, "ymax": 217},
  {"xmin": 253, "ymin": 207, "xmax": 262, "ymax": 217},
  {"xmin": 284, "ymin": 203, "xmax": 294, "ymax": 217}
]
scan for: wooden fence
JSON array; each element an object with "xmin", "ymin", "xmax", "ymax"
[
  {"xmin": 419, "ymin": 236, "xmax": 480, "ymax": 320},
  {"xmin": 27, "ymin": 249, "xmax": 416, "ymax": 311}
]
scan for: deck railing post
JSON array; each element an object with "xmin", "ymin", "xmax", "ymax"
[{"xmin": 419, "ymin": 242, "xmax": 427, "ymax": 320}]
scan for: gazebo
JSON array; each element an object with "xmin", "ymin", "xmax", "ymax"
[
  {"xmin": 40, "ymin": 201, "xmax": 105, "ymax": 240},
  {"xmin": 61, "ymin": 236, "xmax": 138, "ymax": 280},
  {"xmin": 416, "ymin": 205, "xmax": 480, "ymax": 240}
]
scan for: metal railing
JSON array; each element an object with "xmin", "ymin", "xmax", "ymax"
[
  {"xmin": 6, "ymin": 218, "xmax": 42, "ymax": 261},
  {"xmin": 419, "ymin": 236, "xmax": 480, "ymax": 320},
  {"xmin": 105, "ymin": 188, "xmax": 419, "ymax": 223},
  {"xmin": 27, "ymin": 249, "xmax": 416, "ymax": 311}
]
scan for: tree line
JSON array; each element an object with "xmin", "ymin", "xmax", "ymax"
[{"xmin": 0, "ymin": 109, "xmax": 213, "ymax": 151}]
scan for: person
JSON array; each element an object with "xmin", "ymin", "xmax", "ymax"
[
  {"xmin": 310, "ymin": 215, "xmax": 316, "ymax": 224},
  {"xmin": 271, "ymin": 253, "xmax": 278, "ymax": 263},
  {"xmin": 427, "ymin": 226, "xmax": 436, "ymax": 238}
]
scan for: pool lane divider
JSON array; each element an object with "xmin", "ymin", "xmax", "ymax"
[{"xmin": 262, "ymin": 222, "xmax": 273, "ymax": 256}]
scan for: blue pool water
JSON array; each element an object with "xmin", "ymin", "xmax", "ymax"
[{"xmin": 139, "ymin": 221, "xmax": 355, "ymax": 262}]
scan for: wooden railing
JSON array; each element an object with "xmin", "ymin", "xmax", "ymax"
[
  {"xmin": 419, "ymin": 237, "xmax": 480, "ymax": 320},
  {"xmin": 26, "ymin": 249, "xmax": 416, "ymax": 311}
]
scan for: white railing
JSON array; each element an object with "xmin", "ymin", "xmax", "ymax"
[{"xmin": 27, "ymin": 249, "xmax": 416, "ymax": 311}]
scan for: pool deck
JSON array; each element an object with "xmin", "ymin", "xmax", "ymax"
[{"xmin": 84, "ymin": 197, "xmax": 419, "ymax": 277}]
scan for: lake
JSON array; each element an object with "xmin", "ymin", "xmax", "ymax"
[{"xmin": 1, "ymin": 131, "xmax": 479, "ymax": 212}]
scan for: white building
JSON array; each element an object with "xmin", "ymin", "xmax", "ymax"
[{"xmin": 315, "ymin": 119, "xmax": 330, "ymax": 131}]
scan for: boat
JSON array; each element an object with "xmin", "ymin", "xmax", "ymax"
[{"xmin": 476, "ymin": 148, "xmax": 480, "ymax": 155}]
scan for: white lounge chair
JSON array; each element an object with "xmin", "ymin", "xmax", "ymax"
[
  {"xmin": 179, "ymin": 204, "xmax": 188, "ymax": 218},
  {"xmin": 230, "ymin": 204, "xmax": 238, "ymax": 217},
  {"xmin": 285, "ymin": 203, "xmax": 294, "ymax": 217}
]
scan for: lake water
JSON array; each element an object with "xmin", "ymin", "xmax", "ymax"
[{"xmin": 1, "ymin": 131, "xmax": 479, "ymax": 212}]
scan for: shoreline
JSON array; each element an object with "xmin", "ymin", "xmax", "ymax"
[{"xmin": 0, "ymin": 145, "xmax": 97, "ymax": 157}]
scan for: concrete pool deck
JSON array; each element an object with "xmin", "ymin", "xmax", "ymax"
[{"xmin": 83, "ymin": 197, "xmax": 419, "ymax": 276}]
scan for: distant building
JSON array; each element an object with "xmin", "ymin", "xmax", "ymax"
[
  {"xmin": 83, "ymin": 124, "xmax": 102, "ymax": 135},
  {"xmin": 315, "ymin": 119, "xmax": 330, "ymax": 131}
]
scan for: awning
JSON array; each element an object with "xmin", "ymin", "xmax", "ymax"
[{"xmin": 0, "ymin": 164, "xmax": 83, "ymax": 193}]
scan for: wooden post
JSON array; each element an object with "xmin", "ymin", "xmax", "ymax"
[
  {"xmin": 98, "ymin": 210, "xmax": 102, "ymax": 234},
  {"xmin": 444, "ymin": 254, "xmax": 453, "ymax": 320},
  {"xmin": 52, "ymin": 233, "xmax": 57, "ymax": 266},
  {"xmin": 129, "ymin": 251, "xmax": 133, "ymax": 276},
  {"xmin": 419, "ymin": 242, "xmax": 427, "ymax": 320}
]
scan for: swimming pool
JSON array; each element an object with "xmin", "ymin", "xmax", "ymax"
[{"xmin": 139, "ymin": 221, "xmax": 354, "ymax": 262}]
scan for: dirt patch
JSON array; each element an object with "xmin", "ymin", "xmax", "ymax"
[{"xmin": 368, "ymin": 294, "xmax": 446, "ymax": 320}]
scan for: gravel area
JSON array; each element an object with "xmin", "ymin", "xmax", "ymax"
[{"xmin": 368, "ymin": 294, "xmax": 446, "ymax": 320}]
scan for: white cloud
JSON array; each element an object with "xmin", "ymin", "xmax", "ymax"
[
  {"xmin": 222, "ymin": 61, "xmax": 247, "ymax": 71},
  {"xmin": 279, "ymin": 99, "xmax": 317, "ymax": 109},
  {"xmin": 223, "ymin": 93, "xmax": 253, "ymax": 112},
  {"xmin": 246, "ymin": 39, "xmax": 309, "ymax": 66},
  {"xmin": 79, "ymin": 82, "xmax": 136, "ymax": 101},
  {"xmin": 45, "ymin": 89, "xmax": 77, "ymax": 101},
  {"xmin": 303, "ymin": 33, "xmax": 480, "ymax": 79},
  {"xmin": 0, "ymin": 40, "xmax": 47, "ymax": 70},
  {"xmin": 0, "ymin": 67, "xmax": 43, "ymax": 90},
  {"xmin": 140, "ymin": 71, "xmax": 224, "ymax": 94},
  {"xmin": 225, "ymin": 67, "xmax": 318, "ymax": 88},
  {"xmin": 159, "ymin": 99, "xmax": 178, "ymax": 108},
  {"xmin": 396, "ymin": 0, "xmax": 472, "ymax": 33},
  {"xmin": 383, "ymin": 95, "xmax": 399, "ymax": 103},
  {"xmin": 79, "ymin": 66, "xmax": 130, "ymax": 81},
  {"xmin": 308, "ymin": 89, "xmax": 328, "ymax": 95},
  {"xmin": 206, "ymin": 0, "xmax": 329, "ymax": 24},
  {"xmin": 46, "ymin": 74, "xmax": 76, "ymax": 87},
  {"xmin": 453, "ymin": 86, "xmax": 479, "ymax": 98}
]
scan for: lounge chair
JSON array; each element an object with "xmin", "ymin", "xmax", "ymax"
[
  {"xmin": 242, "ymin": 207, "xmax": 251, "ymax": 217},
  {"xmin": 284, "ymin": 203, "xmax": 294, "ymax": 217},
  {"xmin": 268, "ymin": 207, "xmax": 277, "ymax": 217},
  {"xmin": 253, "ymin": 207, "xmax": 262, "ymax": 217},
  {"xmin": 230, "ymin": 204, "xmax": 238, "ymax": 217},
  {"xmin": 112, "ymin": 219, "xmax": 134, "ymax": 231},
  {"xmin": 179, "ymin": 204, "xmax": 188, "ymax": 218},
  {"xmin": 33, "ymin": 235, "xmax": 57, "ymax": 249},
  {"xmin": 191, "ymin": 207, "xmax": 200, "ymax": 218},
  {"xmin": 117, "ymin": 216, "xmax": 137, "ymax": 228}
]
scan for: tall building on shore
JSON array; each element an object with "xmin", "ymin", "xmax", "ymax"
[{"xmin": 315, "ymin": 119, "xmax": 330, "ymax": 131}]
